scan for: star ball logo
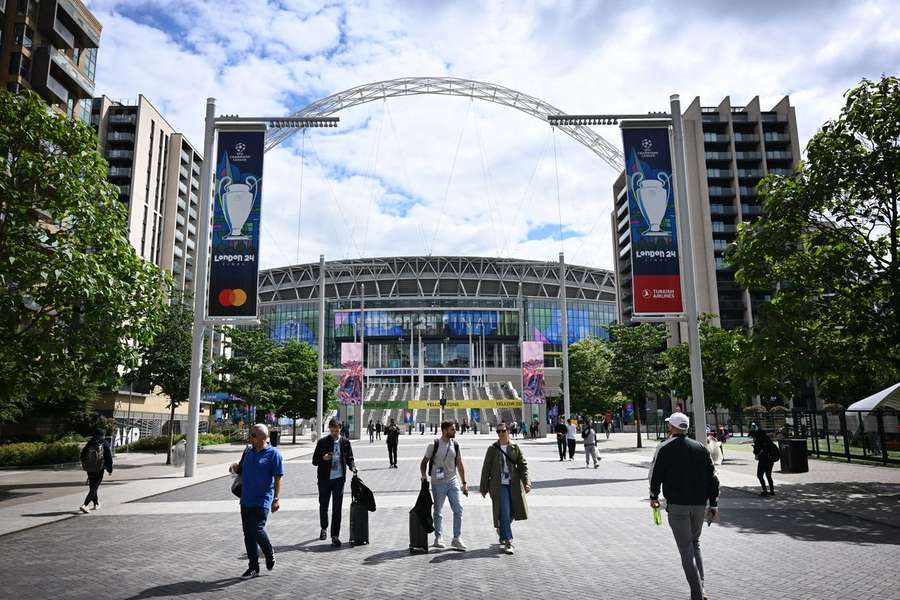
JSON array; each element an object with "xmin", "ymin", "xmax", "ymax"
[
  {"xmin": 235, "ymin": 142, "xmax": 246, "ymax": 153},
  {"xmin": 637, "ymin": 136, "xmax": 660, "ymax": 159},
  {"xmin": 218, "ymin": 288, "xmax": 248, "ymax": 307},
  {"xmin": 641, "ymin": 138, "xmax": 653, "ymax": 151}
]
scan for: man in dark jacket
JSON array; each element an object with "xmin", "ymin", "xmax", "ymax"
[
  {"xmin": 79, "ymin": 428, "xmax": 113, "ymax": 513},
  {"xmin": 385, "ymin": 418, "xmax": 400, "ymax": 468},
  {"xmin": 312, "ymin": 418, "xmax": 357, "ymax": 546},
  {"xmin": 554, "ymin": 417, "xmax": 568, "ymax": 461},
  {"xmin": 649, "ymin": 412, "xmax": 719, "ymax": 600}
]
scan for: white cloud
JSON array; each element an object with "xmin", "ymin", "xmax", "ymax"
[{"xmin": 84, "ymin": 0, "xmax": 900, "ymax": 272}]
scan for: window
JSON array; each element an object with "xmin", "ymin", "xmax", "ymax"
[
  {"xmin": 14, "ymin": 24, "xmax": 33, "ymax": 49},
  {"xmin": 7, "ymin": 53, "xmax": 30, "ymax": 79},
  {"xmin": 16, "ymin": 0, "xmax": 29, "ymax": 15},
  {"xmin": 84, "ymin": 48, "xmax": 97, "ymax": 82}
]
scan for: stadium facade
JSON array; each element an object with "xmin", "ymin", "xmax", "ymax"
[{"xmin": 257, "ymin": 256, "xmax": 617, "ymax": 426}]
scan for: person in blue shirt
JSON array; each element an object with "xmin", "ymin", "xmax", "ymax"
[
  {"xmin": 230, "ymin": 423, "xmax": 284, "ymax": 578},
  {"xmin": 312, "ymin": 418, "xmax": 357, "ymax": 547}
]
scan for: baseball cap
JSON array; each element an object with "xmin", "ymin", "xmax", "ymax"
[{"xmin": 665, "ymin": 412, "xmax": 690, "ymax": 430}]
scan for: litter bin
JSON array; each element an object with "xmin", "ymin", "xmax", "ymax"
[
  {"xmin": 778, "ymin": 439, "xmax": 809, "ymax": 473},
  {"xmin": 270, "ymin": 430, "xmax": 281, "ymax": 447}
]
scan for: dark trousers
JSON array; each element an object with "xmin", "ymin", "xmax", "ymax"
[
  {"xmin": 757, "ymin": 458, "xmax": 775, "ymax": 491},
  {"xmin": 567, "ymin": 439, "xmax": 576, "ymax": 459},
  {"xmin": 387, "ymin": 442, "xmax": 398, "ymax": 466},
  {"xmin": 240, "ymin": 506, "xmax": 273, "ymax": 569},
  {"xmin": 84, "ymin": 471, "xmax": 104, "ymax": 506},
  {"xmin": 556, "ymin": 437, "xmax": 566, "ymax": 460},
  {"xmin": 318, "ymin": 477, "xmax": 345, "ymax": 536}
]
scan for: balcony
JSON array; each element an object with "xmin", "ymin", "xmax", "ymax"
[
  {"xmin": 175, "ymin": 230, "xmax": 185, "ymax": 243},
  {"xmin": 180, "ymin": 150, "xmax": 191, "ymax": 164},
  {"xmin": 191, "ymin": 161, "xmax": 201, "ymax": 175},
  {"xmin": 764, "ymin": 132, "xmax": 790, "ymax": 143},
  {"xmin": 178, "ymin": 181, "xmax": 188, "ymax": 195},
  {"xmin": 616, "ymin": 200, "xmax": 629, "ymax": 218},
  {"xmin": 707, "ymin": 168, "xmax": 733, "ymax": 179},
  {"xmin": 734, "ymin": 151, "xmax": 761, "ymax": 161},
  {"xmin": 769, "ymin": 167, "xmax": 793, "ymax": 176},
  {"xmin": 108, "ymin": 167, "xmax": 132, "ymax": 178},
  {"xmin": 733, "ymin": 133, "xmax": 759, "ymax": 144},
  {"xmin": 179, "ymin": 166, "xmax": 190, "ymax": 180},
  {"xmin": 174, "ymin": 246, "xmax": 183, "ymax": 258},
  {"xmin": 49, "ymin": 48, "xmax": 94, "ymax": 97},
  {"xmin": 191, "ymin": 176, "xmax": 200, "ymax": 190},
  {"xmin": 737, "ymin": 169, "xmax": 763, "ymax": 179},
  {"xmin": 176, "ymin": 214, "xmax": 186, "ymax": 227},
  {"xmin": 703, "ymin": 133, "xmax": 729, "ymax": 144},
  {"xmin": 742, "ymin": 205, "xmax": 764, "ymax": 217},
  {"xmin": 109, "ymin": 113, "xmax": 136, "ymax": 125},
  {"xmin": 715, "ymin": 258, "xmax": 736, "ymax": 271},
  {"xmin": 177, "ymin": 199, "xmax": 187, "ymax": 212},
  {"xmin": 106, "ymin": 149, "xmax": 133, "ymax": 160},
  {"xmin": 704, "ymin": 151, "xmax": 731, "ymax": 161},
  {"xmin": 37, "ymin": 0, "xmax": 101, "ymax": 49},
  {"xmin": 766, "ymin": 151, "xmax": 792, "ymax": 161},
  {"xmin": 738, "ymin": 186, "xmax": 757, "ymax": 197},
  {"xmin": 710, "ymin": 204, "xmax": 737, "ymax": 216},
  {"xmin": 708, "ymin": 186, "xmax": 735, "ymax": 197},
  {"xmin": 107, "ymin": 132, "xmax": 135, "ymax": 143},
  {"xmin": 712, "ymin": 223, "xmax": 738, "ymax": 234},
  {"xmin": 118, "ymin": 185, "xmax": 130, "ymax": 198}
]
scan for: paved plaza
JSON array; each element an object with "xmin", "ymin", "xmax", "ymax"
[{"xmin": 1, "ymin": 433, "xmax": 898, "ymax": 600}]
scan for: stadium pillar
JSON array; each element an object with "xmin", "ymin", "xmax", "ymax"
[
  {"xmin": 559, "ymin": 252, "xmax": 571, "ymax": 421},
  {"xmin": 316, "ymin": 254, "xmax": 326, "ymax": 440}
]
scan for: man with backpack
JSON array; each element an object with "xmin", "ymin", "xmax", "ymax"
[
  {"xmin": 420, "ymin": 420, "xmax": 469, "ymax": 551},
  {"xmin": 79, "ymin": 428, "xmax": 113, "ymax": 513}
]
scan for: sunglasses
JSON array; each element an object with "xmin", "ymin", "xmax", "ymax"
[{"xmin": 497, "ymin": 429, "xmax": 509, "ymax": 433}]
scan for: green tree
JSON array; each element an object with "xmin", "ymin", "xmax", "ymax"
[
  {"xmin": 662, "ymin": 315, "xmax": 745, "ymax": 416},
  {"xmin": 604, "ymin": 323, "xmax": 667, "ymax": 448},
  {"xmin": 567, "ymin": 337, "xmax": 620, "ymax": 416},
  {"xmin": 0, "ymin": 91, "xmax": 168, "ymax": 420},
  {"xmin": 271, "ymin": 340, "xmax": 319, "ymax": 444},
  {"xmin": 728, "ymin": 76, "xmax": 900, "ymax": 405},
  {"xmin": 138, "ymin": 296, "xmax": 202, "ymax": 464},
  {"xmin": 219, "ymin": 327, "xmax": 281, "ymax": 415}
]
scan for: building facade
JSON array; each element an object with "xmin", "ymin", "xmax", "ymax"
[
  {"xmin": 258, "ymin": 256, "xmax": 617, "ymax": 394},
  {"xmin": 91, "ymin": 95, "xmax": 203, "ymax": 295},
  {"xmin": 0, "ymin": 0, "xmax": 100, "ymax": 122},
  {"xmin": 612, "ymin": 95, "xmax": 801, "ymax": 338}
]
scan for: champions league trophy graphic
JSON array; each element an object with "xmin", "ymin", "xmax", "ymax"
[
  {"xmin": 630, "ymin": 171, "xmax": 672, "ymax": 237},
  {"xmin": 217, "ymin": 175, "xmax": 258, "ymax": 241}
]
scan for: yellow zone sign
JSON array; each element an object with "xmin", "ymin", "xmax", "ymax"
[{"xmin": 408, "ymin": 399, "xmax": 523, "ymax": 409}]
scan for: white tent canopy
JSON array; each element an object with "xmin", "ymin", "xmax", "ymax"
[{"xmin": 846, "ymin": 382, "xmax": 900, "ymax": 412}]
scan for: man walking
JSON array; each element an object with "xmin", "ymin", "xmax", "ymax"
[
  {"xmin": 554, "ymin": 417, "xmax": 568, "ymax": 461},
  {"xmin": 582, "ymin": 419, "xmax": 601, "ymax": 468},
  {"xmin": 375, "ymin": 420, "xmax": 383, "ymax": 440},
  {"xmin": 230, "ymin": 423, "xmax": 284, "ymax": 578},
  {"xmin": 312, "ymin": 418, "xmax": 357, "ymax": 547},
  {"xmin": 566, "ymin": 418, "xmax": 578, "ymax": 460},
  {"xmin": 79, "ymin": 428, "xmax": 113, "ymax": 513},
  {"xmin": 649, "ymin": 413, "xmax": 719, "ymax": 600},
  {"xmin": 385, "ymin": 417, "xmax": 400, "ymax": 468},
  {"xmin": 420, "ymin": 421, "xmax": 469, "ymax": 551},
  {"xmin": 367, "ymin": 419, "xmax": 375, "ymax": 443}
]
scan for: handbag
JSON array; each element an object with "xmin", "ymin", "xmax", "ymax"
[{"xmin": 230, "ymin": 447, "xmax": 249, "ymax": 498}]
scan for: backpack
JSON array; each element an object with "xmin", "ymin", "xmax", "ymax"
[
  {"xmin": 766, "ymin": 442, "xmax": 781, "ymax": 463},
  {"xmin": 427, "ymin": 439, "xmax": 460, "ymax": 478},
  {"xmin": 82, "ymin": 442, "xmax": 105, "ymax": 472}
]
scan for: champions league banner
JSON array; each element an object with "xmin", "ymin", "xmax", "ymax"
[
  {"xmin": 338, "ymin": 342, "xmax": 363, "ymax": 406},
  {"xmin": 621, "ymin": 126, "xmax": 684, "ymax": 315},
  {"xmin": 207, "ymin": 129, "xmax": 265, "ymax": 319},
  {"xmin": 521, "ymin": 341, "xmax": 545, "ymax": 404}
]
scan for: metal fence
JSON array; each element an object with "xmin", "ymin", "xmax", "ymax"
[{"xmin": 645, "ymin": 408, "xmax": 899, "ymax": 466}]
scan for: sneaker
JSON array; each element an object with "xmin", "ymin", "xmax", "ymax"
[
  {"xmin": 79, "ymin": 505, "xmax": 89, "ymax": 514},
  {"xmin": 504, "ymin": 541, "xmax": 515, "ymax": 555},
  {"xmin": 331, "ymin": 537, "xmax": 341, "ymax": 547},
  {"xmin": 319, "ymin": 528, "xmax": 327, "ymax": 540},
  {"xmin": 433, "ymin": 536, "xmax": 446, "ymax": 549},
  {"xmin": 241, "ymin": 567, "xmax": 259, "ymax": 579},
  {"xmin": 769, "ymin": 490, "xmax": 776, "ymax": 497},
  {"xmin": 759, "ymin": 491, "xmax": 769, "ymax": 497},
  {"xmin": 594, "ymin": 463, "xmax": 599, "ymax": 469},
  {"xmin": 265, "ymin": 554, "xmax": 275, "ymax": 571},
  {"xmin": 92, "ymin": 502, "xmax": 100, "ymax": 511},
  {"xmin": 450, "ymin": 537, "xmax": 468, "ymax": 551}
]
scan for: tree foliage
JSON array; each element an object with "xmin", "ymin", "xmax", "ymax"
[
  {"xmin": 0, "ymin": 91, "xmax": 168, "ymax": 421},
  {"xmin": 728, "ymin": 76, "xmax": 900, "ymax": 405},
  {"xmin": 567, "ymin": 336, "xmax": 620, "ymax": 415},
  {"xmin": 218, "ymin": 327, "xmax": 281, "ymax": 412}
]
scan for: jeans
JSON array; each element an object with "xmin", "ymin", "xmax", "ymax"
[
  {"xmin": 432, "ymin": 478, "xmax": 463, "ymax": 539},
  {"xmin": 318, "ymin": 477, "xmax": 345, "ymax": 536},
  {"xmin": 498, "ymin": 484, "xmax": 513, "ymax": 541},
  {"xmin": 667, "ymin": 504, "xmax": 706, "ymax": 600},
  {"xmin": 585, "ymin": 444, "xmax": 598, "ymax": 466},
  {"xmin": 387, "ymin": 442, "xmax": 398, "ymax": 466},
  {"xmin": 84, "ymin": 471, "xmax": 104, "ymax": 506},
  {"xmin": 556, "ymin": 437, "xmax": 567, "ymax": 460},
  {"xmin": 567, "ymin": 439, "xmax": 576, "ymax": 459},
  {"xmin": 240, "ymin": 506, "xmax": 273, "ymax": 569}
]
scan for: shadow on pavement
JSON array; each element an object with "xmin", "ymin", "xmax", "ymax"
[
  {"xmin": 718, "ymin": 481, "xmax": 900, "ymax": 545},
  {"xmin": 533, "ymin": 477, "xmax": 645, "ymax": 489},
  {"xmin": 22, "ymin": 510, "xmax": 81, "ymax": 517},
  {"xmin": 362, "ymin": 548, "xmax": 419, "ymax": 565},
  {"xmin": 428, "ymin": 547, "xmax": 502, "ymax": 563},
  {"xmin": 124, "ymin": 577, "xmax": 244, "ymax": 599},
  {"xmin": 268, "ymin": 538, "xmax": 352, "ymax": 554}
]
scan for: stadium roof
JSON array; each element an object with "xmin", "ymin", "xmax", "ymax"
[{"xmin": 259, "ymin": 256, "xmax": 615, "ymax": 303}]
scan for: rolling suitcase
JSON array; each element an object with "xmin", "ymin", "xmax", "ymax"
[
  {"xmin": 349, "ymin": 501, "xmax": 369, "ymax": 546},
  {"xmin": 409, "ymin": 510, "xmax": 429, "ymax": 553}
]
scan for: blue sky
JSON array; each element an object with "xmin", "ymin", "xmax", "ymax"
[{"xmin": 84, "ymin": 0, "xmax": 900, "ymax": 270}]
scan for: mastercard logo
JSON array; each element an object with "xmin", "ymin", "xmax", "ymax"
[{"xmin": 218, "ymin": 288, "xmax": 248, "ymax": 307}]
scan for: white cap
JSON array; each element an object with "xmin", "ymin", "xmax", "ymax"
[{"xmin": 665, "ymin": 412, "xmax": 690, "ymax": 430}]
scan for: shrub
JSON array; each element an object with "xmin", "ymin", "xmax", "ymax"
[
  {"xmin": 121, "ymin": 432, "xmax": 231, "ymax": 453},
  {"xmin": 0, "ymin": 442, "xmax": 83, "ymax": 467}
]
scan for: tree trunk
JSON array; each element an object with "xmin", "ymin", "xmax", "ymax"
[
  {"xmin": 292, "ymin": 416, "xmax": 297, "ymax": 445},
  {"xmin": 635, "ymin": 395, "xmax": 643, "ymax": 448},
  {"xmin": 166, "ymin": 402, "xmax": 176, "ymax": 465}
]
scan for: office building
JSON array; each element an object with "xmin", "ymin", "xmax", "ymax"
[
  {"xmin": 0, "ymin": 0, "xmax": 101, "ymax": 122},
  {"xmin": 612, "ymin": 95, "xmax": 801, "ymax": 338}
]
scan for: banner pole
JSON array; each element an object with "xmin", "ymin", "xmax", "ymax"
[
  {"xmin": 316, "ymin": 254, "xmax": 326, "ymax": 439},
  {"xmin": 185, "ymin": 97, "xmax": 217, "ymax": 477},
  {"xmin": 559, "ymin": 252, "xmax": 571, "ymax": 421},
  {"xmin": 670, "ymin": 94, "xmax": 707, "ymax": 442}
]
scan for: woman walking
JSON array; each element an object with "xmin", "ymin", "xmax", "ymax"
[
  {"xmin": 480, "ymin": 424, "xmax": 531, "ymax": 554},
  {"xmin": 750, "ymin": 428, "xmax": 779, "ymax": 496}
]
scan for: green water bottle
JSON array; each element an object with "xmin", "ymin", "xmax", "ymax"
[{"xmin": 652, "ymin": 505, "xmax": 662, "ymax": 526}]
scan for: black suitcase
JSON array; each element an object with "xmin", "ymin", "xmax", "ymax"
[
  {"xmin": 408, "ymin": 510, "xmax": 429, "ymax": 553},
  {"xmin": 349, "ymin": 501, "xmax": 369, "ymax": 546}
]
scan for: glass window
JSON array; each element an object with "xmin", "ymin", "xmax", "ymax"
[
  {"xmin": 13, "ymin": 24, "xmax": 33, "ymax": 49},
  {"xmin": 84, "ymin": 48, "xmax": 97, "ymax": 82},
  {"xmin": 16, "ymin": 0, "xmax": 29, "ymax": 16}
]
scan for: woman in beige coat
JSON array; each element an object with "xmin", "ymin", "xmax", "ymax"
[{"xmin": 480, "ymin": 424, "xmax": 531, "ymax": 554}]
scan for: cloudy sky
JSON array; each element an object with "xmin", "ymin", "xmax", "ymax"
[{"xmin": 84, "ymin": 0, "xmax": 899, "ymax": 271}]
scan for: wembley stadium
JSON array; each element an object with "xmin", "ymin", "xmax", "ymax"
[{"xmin": 257, "ymin": 256, "xmax": 617, "ymax": 427}]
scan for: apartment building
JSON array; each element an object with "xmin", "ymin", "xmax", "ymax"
[
  {"xmin": 612, "ymin": 95, "xmax": 801, "ymax": 339},
  {"xmin": 0, "ymin": 0, "xmax": 101, "ymax": 122}
]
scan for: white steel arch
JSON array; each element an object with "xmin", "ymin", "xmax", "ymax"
[{"xmin": 266, "ymin": 76, "xmax": 625, "ymax": 171}]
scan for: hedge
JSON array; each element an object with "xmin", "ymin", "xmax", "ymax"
[
  {"xmin": 121, "ymin": 432, "xmax": 231, "ymax": 453},
  {"xmin": 0, "ymin": 442, "xmax": 83, "ymax": 467}
]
